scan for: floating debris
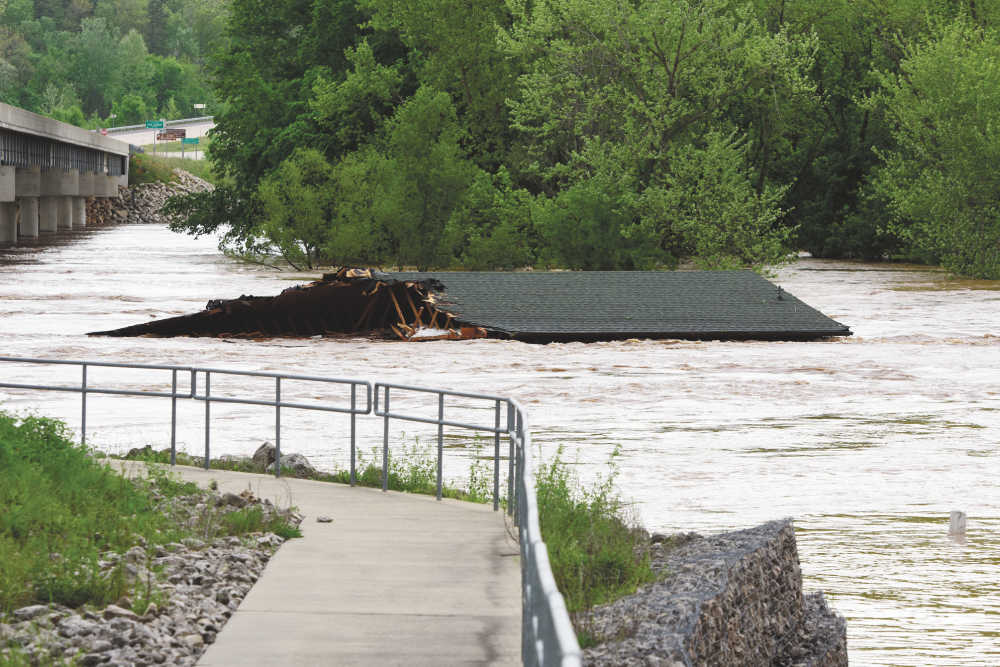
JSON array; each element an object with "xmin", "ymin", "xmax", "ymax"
[{"xmin": 90, "ymin": 268, "xmax": 851, "ymax": 342}]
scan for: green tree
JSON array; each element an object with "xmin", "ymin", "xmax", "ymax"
[
  {"xmin": 364, "ymin": 0, "xmax": 517, "ymax": 169},
  {"xmin": 503, "ymin": 0, "xmax": 811, "ymax": 267},
  {"xmin": 68, "ymin": 17, "xmax": 121, "ymax": 114},
  {"xmin": 94, "ymin": 0, "xmax": 148, "ymax": 39},
  {"xmin": 115, "ymin": 29, "xmax": 153, "ymax": 102},
  {"xmin": 146, "ymin": 0, "xmax": 167, "ymax": 55},
  {"xmin": 1, "ymin": 0, "xmax": 32, "ymax": 26},
  {"xmin": 0, "ymin": 27, "xmax": 33, "ymax": 106},
  {"xmin": 872, "ymin": 16, "xmax": 1000, "ymax": 277},
  {"xmin": 309, "ymin": 39, "xmax": 404, "ymax": 156},
  {"xmin": 636, "ymin": 131, "xmax": 790, "ymax": 270},
  {"xmin": 258, "ymin": 148, "xmax": 338, "ymax": 269},
  {"xmin": 111, "ymin": 92, "xmax": 148, "ymax": 124},
  {"xmin": 374, "ymin": 86, "xmax": 480, "ymax": 269},
  {"xmin": 443, "ymin": 168, "xmax": 535, "ymax": 269}
]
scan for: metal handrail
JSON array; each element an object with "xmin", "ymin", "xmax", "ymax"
[
  {"xmin": 0, "ymin": 356, "xmax": 197, "ymax": 459},
  {"xmin": 374, "ymin": 382, "xmax": 507, "ymax": 507},
  {"xmin": 510, "ymin": 399, "xmax": 581, "ymax": 666},
  {"xmin": 0, "ymin": 356, "xmax": 581, "ymax": 666},
  {"xmin": 193, "ymin": 368, "xmax": 371, "ymax": 479}
]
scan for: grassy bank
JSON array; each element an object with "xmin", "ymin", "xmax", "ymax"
[
  {"xmin": 0, "ymin": 412, "xmax": 298, "ymax": 616},
  {"xmin": 535, "ymin": 447, "xmax": 657, "ymax": 645},
  {"xmin": 140, "ymin": 137, "xmax": 213, "ymax": 154},
  {"xmin": 128, "ymin": 153, "xmax": 218, "ymax": 185},
  {"xmin": 121, "ymin": 441, "xmax": 493, "ymax": 504}
]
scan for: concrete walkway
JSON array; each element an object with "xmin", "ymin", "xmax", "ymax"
[{"xmin": 116, "ymin": 463, "xmax": 521, "ymax": 666}]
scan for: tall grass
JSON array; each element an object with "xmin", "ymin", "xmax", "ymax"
[
  {"xmin": 128, "ymin": 153, "xmax": 218, "ymax": 185},
  {"xmin": 0, "ymin": 412, "xmax": 296, "ymax": 615},
  {"xmin": 0, "ymin": 413, "xmax": 182, "ymax": 611},
  {"xmin": 124, "ymin": 438, "xmax": 494, "ymax": 503},
  {"xmin": 140, "ymin": 136, "xmax": 213, "ymax": 153},
  {"xmin": 535, "ymin": 446, "xmax": 656, "ymax": 642},
  {"xmin": 326, "ymin": 443, "xmax": 494, "ymax": 502}
]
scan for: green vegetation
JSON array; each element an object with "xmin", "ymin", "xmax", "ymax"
[
  {"xmin": 5, "ymin": 1, "xmax": 1000, "ymax": 276},
  {"xmin": 129, "ymin": 153, "xmax": 218, "ymax": 185},
  {"xmin": 0, "ymin": 412, "xmax": 298, "ymax": 615},
  {"xmin": 535, "ymin": 447, "xmax": 656, "ymax": 643},
  {"xmin": 0, "ymin": 0, "xmax": 222, "ymax": 126},
  {"xmin": 154, "ymin": 0, "xmax": 1000, "ymax": 278},
  {"xmin": 123, "ymin": 440, "xmax": 494, "ymax": 503},
  {"xmin": 140, "ymin": 136, "xmax": 212, "ymax": 153},
  {"xmin": 871, "ymin": 16, "xmax": 1000, "ymax": 278},
  {"xmin": 327, "ymin": 444, "xmax": 494, "ymax": 502}
]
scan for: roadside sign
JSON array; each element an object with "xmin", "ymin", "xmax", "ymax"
[
  {"xmin": 181, "ymin": 138, "xmax": 199, "ymax": 145},
  {"xmin": 145, "ymin": 120, "xmax": 165, "ymax": 129},
  {"xmin": 157, "ymin": 128, "xmax": 186, "ymax": 140}
]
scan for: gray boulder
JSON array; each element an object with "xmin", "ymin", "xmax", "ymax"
[
  {"xmin": 251, "ymin": 442, "xmax": 316, "ymax": 477},
  {"xmin": 251, "ymin": 442, "xmax": 275, "ymax": 470},
  {"xmin": 278, "ymin": 453, "xmax": 317, "ymax": 477}
]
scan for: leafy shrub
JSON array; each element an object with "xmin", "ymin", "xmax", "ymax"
[{"xmin": 536, "ymin": 447, "xmax": 656, "ymax": 619}]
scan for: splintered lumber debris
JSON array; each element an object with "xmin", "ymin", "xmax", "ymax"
[
  {"xmin": 88, "ymin": 267, "xmax": 482, "ymax": 341},
  {"xmin": 89, "ymin": 267, "xmax": 851, "ymax": 342}
]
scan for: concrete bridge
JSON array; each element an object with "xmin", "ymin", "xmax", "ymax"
[{"xmin": 1, "ymin": 102, "xmax": 129, "ymax": 245}]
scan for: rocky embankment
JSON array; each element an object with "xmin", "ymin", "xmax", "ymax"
[
  {"xmin": 583, "ymin": 520, "xmax": 847, "ymax": 667},
  {"xmin": 86, "ymin": 170, "xmax": 212, "ymax": 227},
  {"xmin": 0, "ymin": 485, "xmax": 300, "ymax": 666}
]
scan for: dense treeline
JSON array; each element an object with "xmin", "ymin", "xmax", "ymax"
[
  {"xmin": 155, "ymin": 0, "xmax": 1000, "ymax": 277},
  {"xmin": 0, "ymin": 0, "xmax": 222, "ymax": 125}
]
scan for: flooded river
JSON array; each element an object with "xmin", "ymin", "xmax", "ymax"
[{"xmin": 1, "ymin": 224, "xmax": 998, "ymax": 665}]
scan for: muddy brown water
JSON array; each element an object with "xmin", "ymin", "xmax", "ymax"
[{"xmin": 2, "ymin": 224, "xmax": 998, "ymax": 665}]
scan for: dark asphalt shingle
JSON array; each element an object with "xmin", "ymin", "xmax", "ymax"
[{"xmin": 381, "ymin": 270, "xmax": 851, "ymax": 340}]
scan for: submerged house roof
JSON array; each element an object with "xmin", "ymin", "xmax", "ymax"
[
  {"xmin": 381, "ymin": 270, "xmax": 850, "ymax": 341},
  {"xmin": 90, "ymin": 268, "xmax": 850, "ymax": 342}
]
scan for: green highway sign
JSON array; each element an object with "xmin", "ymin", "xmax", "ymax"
[
  {"xmin": 145, "ymin": 120, "xmax": 165, "ymax": 129},
  {"xmin": 181, "ymin": 137, "xmax": 199, "ymax": 145}
]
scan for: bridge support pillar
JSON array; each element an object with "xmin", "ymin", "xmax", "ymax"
[
  {"xmin": 39, "ymin": 196, "xmax": 59, "ymax": 233},
  {"xmin": 0, "ymin": 202, "xmax": 16, "ymax": 245},
  {"xmin": 17, "ymin": 197, "xmax": 39, "ymax": 238},
  {"xmin": 57, "ymin": 197, "xmax": 73, "ymax": 230},
  {"xmin": 0, "ymin": 166, "xmax": 14, "ymax": 202},
  {"xmin": 72, "ymin": 197, "xmax": 86, "ymax": 228}
]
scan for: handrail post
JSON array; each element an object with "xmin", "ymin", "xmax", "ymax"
[
  {"xmin": 493, "ymin": 399, "xmax": 501, "ymax": 511},
  {"xmin": 170, "ymin": 369, "xmax": 177, "ymax": 466},
  {"xmin": 436, "ymin": 392, "xmax": 444, "ymax": 501},
  {"xmin": 382, "ymin": 386, "xmax": 390, "ymax": 492},
  {"xmin": 514, "ymin": 410, "xmax": 523, "ymax": 527},
  {"xmin": 203, "ymin": 371, "xmax": 210, "ymax": 470},
  {"xmin": 350, "ymin": 383, "xmax": 357, "ymax": 486},
  {"xmin": 80, "ymin": 363, "xmax": 87, "ymax": 446},
  {"xmin": 274, "ymin": 376, "xmax": 281, "ymax": 478},
  {"xmin": 507, "ymin": 405, "xmax": 515, "ymax": 517}
]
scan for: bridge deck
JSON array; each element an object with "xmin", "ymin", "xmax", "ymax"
[{"xmin": 115, "ymin": 462, "xmax": 522, "ymax": 666}]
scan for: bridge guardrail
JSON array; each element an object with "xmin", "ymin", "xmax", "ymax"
[
  {"xmin": 101, "ymin": 116, "xmax": 215, "ymax": 134},
  {"xmin": 0, "ymin": 355, "xmax": 582, "ymax": 666}
]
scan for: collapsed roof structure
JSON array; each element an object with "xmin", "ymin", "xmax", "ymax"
[{"xmin": 90, "ymin": 268, "xmax": 851, "ymax": 342}]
